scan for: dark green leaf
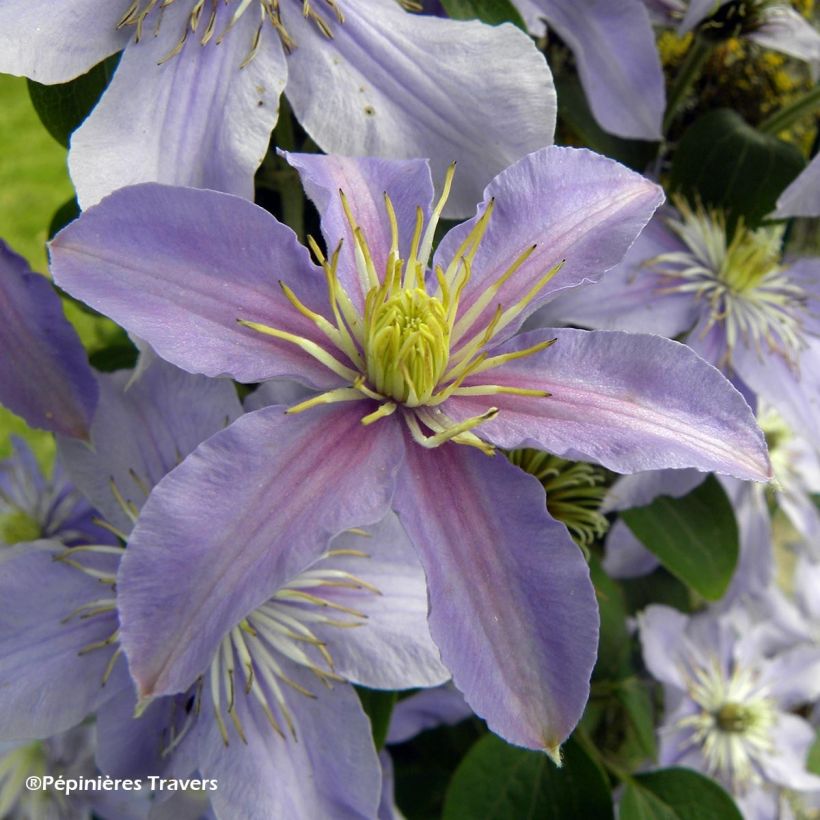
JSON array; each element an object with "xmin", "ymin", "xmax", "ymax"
[
  {"xmin": 620, "ymin": 768, "xmax": 742, "ymax": 820},
  {"xmin": 669, "ymin": 109, "xmax": 805, "ymax": 229},
  {"xmin": 555, "ymin": 76, "xmax": 658, "ymax": 171},
  {"xmin": 443, "ymin": 734, "xmax": 613, "ymax": 820},
  {"xmin": 590, "ymin": 556, "xmax": 631, "ymax": 680},
  {"xmin": 88, "ymin": 342, "xmax": 139, "ymax": 373},
  {"xmin": 355, "ymin": 687, "xmax": 397, "ymax": 750},
  {"xmin": 621, "ymin": 476, "xmax": 738, "ymax": 601},
  {"xmin": 28, "ymin": 53, "xmax": 120, "ymax": 148},
  {"xmin": 621, "ymin": 567, "xmax": 692, "ymax": 615},
  {"xmin": 48, "ymin": 197, "xmax": 80, "ymax": 239},
  {"xmin": 440, "ymin": 0, "xmax": 526, "ymax": 30},
  {"xmin": 614, "ymin": 679, "xmax": 657, "ymax": 764}
]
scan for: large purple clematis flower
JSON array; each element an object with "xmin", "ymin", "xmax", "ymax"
[
  {"xmin": 0, "ymin": 0, "xmax": 556, "ymax": 216},
  {"xmin": 0, "ymin": 240, "xmax": 97, "ymax": 439},
  {"xmin": 538, "ymin": 199, "xmax": 820, "ymax": 452},
  {"xmin": 639, "ymin": 604, "xmax": 820, "ymax": 820},
  {"xmin": 50, "ymin": 147, "xmax": 771, "ymax": 755}
]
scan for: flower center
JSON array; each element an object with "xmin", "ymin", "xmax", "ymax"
[
  {"xmin": 0, "ymin": 509, "xmax": 41, "ymax": 545},
  {"xmin": 239, "ymin": 164, "xmax": 563, "ymax": 454},
  {"xmin": 648, "ymin": 198, "xmax": 810, "ymax": 367},
  {"xmin": 677, "ymin": 658, "xmax": 776, "ymax": 787},
  {"xmin": 118, "ymin": 0, "xmax": 343, "ymax": 65},
  {"xmin": 365, "ymin": 288, "xmax": 450, "ymax": 405},
  {"xmin": 160, "ymin": 545, "xmax": 377, "ymax": 750},
  {"xmin": 698, "ymin": 0, "xmax": 771, "ymax": 41}
]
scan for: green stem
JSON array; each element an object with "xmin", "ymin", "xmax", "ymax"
[
  {"xmin": 758, "ymin": 84, "xmax": 820, "ymax": 136},
  {"xmin": 663, "ymin": 36, "xmax": 713, "ymax": 134}
]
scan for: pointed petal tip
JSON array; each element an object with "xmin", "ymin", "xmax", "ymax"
[{"xmin": 544, "ymin": 742, "xmax": 563, "ymax": 767}]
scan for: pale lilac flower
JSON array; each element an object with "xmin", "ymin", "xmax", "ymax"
[
  {"xmin": 0, "ymin": 0, "xmax": 556, "ymax": 216},
  {"xmin": 515, "ymin": 0, "xmax": 666, "ymax": 140},
  {"xmin": 538, "ymin": 200, "xmax": 820, "ymax": 451},
  {"xmin": 639, "ymin": 605, "xmax": 820, "ymax": 820},
  {"xmin": 648, "ymin": 0, "xmax": 820, "ymax": 63},
  {"xmin": 0, "ymin": 240, "xmax": 97, "ymax": 439},
  {"xmin": 50, "ymin": 147, "xmax": 771, "ymax": 754},
  {"xmin": 0, "ymin": 437, "xmax": 113, "ymax": 548}
]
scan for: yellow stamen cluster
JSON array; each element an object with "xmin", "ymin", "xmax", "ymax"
[
  {"xmin": 118, "ymin": 0, "xmax": 342, "ymax": 66},
  {"xmin": 240, "ymin": 163, "xmax": 563, "ymax": 455}
]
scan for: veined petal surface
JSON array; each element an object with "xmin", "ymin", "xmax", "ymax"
[
  {"xmin": 58, "ymin": 359, "xmax": 242, "ymax": 535},
  {"xmin": 50, "ymin": 184, "xmax": 338, "ymax": 388},
  {"xmin": 394, "ymin": 442, "xmax": 598, "ymax": 752},
  {"xmin": 445, "ymin": 328, "xmax": 770, "ymax": 480},
  {"xmin": 70, "ymin": 2, "xmax": 287, "ymax": 208},
  {"xmin": 118, "ymin": 404, "xmax": 404, "ymax": 698},
  {"xmin": 435, "ymin": 147, "xmax": 664, "ymax": 344},
  {"xmin": 0, "ymin": 0, "xmax": 128, "ymax": 83},
  {"xmin": 537, "ymin": 0, "xmax": 664, "ymax": 139},
  {"xmin": 282, "ymin": 0, "xmax": 556, "ymax": 217}
]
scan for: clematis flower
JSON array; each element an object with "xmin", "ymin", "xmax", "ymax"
[
  {"xmin": 0, "ymin": 437, "xmax": 114, "ymax": 549},
  {"xmin": 647, "ymin": 0, "xmax": 820, "ymax": 63},
  {"xmin": 538, "ymin": 198, "xmax": 820, "ymax": 451},
  {"xmin": 50, "ymin": 147, "xmax": 770, "ymax": 755},
  {"xmin": 639, "ymin": 605, "xmax": 820, "ymax": 820},
  {"xmin": 0, "ymin": 240, "xmax": 97, "ymax": 440},
  {"xmin": 0, "ymin": 0, "xmax": 556, "ymax": 216}
]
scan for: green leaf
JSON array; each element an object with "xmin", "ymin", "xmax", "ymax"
[
  {"xmin": 621, "ymin": 476, "xmax": 738, "ymax": 601},
  {"xmin": 590, "ymin": 556, "xmax": 631, "ymax": 680},
  {"xmin": 27, "ymin": 54, "xmax": 120, "ymax": 148},
  {"xmin": 440, "ymin": 0, "xmax": 526, "ymax": 30},
  {"xmin": 355, "ymin": 687, "xmax": 397, "ymax": 751},
  {"xmin": 621, "ymin": 567, "xmax": 692, "ymax": 615},
  {"xmin": 669, "ymin": 108, "xmax": 805, "ymax": 229},
  {"xmin": 49, "ymin": 197, "xmax": 80, "ymax": 239},
  {"xmin": 620, "ymin": 768, "xmax": 742, "ymax": 820},
  {"xmin": 443, "ymin": 734, "xmax": 613, "ymax": 820},
  {"xmin": 555, "ymin": 76, "xmax": 658, "ymax": 172}
]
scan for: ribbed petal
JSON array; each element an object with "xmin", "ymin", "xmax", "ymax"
[
  {"xmin": 284, "ymin": 153, "xmax": 434, "ymax": 313},
  {"xmin": 118, "ymin": 404, "xmax": 404, "ymax": 698},
  {"xmin": 775, "ymin": 154, "xmax": 820, "ymax": 218},
  {"xmin": 749, "ymin": 7, "xmax": 820, "ymax": 63},
  {"xmin": 70, "ymin": 2, "xmax": 286, "ymax": 208},
  {"xmin": 282, "ymin": 0, "xmax": 556, "ymax": 217},
  {"xmin": 0, "ymin": 542, "xmax": 125, "ymax": 739},
  {"xmin": 435, "ymin": 147, "xmax": 664, "ymax": 345},
  {"xmin": 58, "ymin": 359, "xmax": 242, "ymax": 535},
  {"xmin": 394, "ymin": 442, "xmax": 597, "ymax": 753},
  {"xmin": 444, "ymin": 328, "xmax": 771, "ymax": 480},
  {"xmin": 0, "ymin": 242, "xmax": 97, "ymax": 439},
  {"xmin": 537, "ymin": 0, "xmax": 664, "ymax": 139},
  {"xmin": 755, "ymin": 714, "xmax": 820, "ymax": 792},
  {"xmin": 315, "ymin": 513, "xmax": 449, "ymax": 689},
  {"xmin": 0, "ymin": 0, "xmax": 128, "ymax": 83},
  {"xmin": 637, "ymin": 605, "xmax": 690, "ymax": 690},
  {"xmin": 50, "ymin": 184, "xmax": 339, "ymax": 388},
  {"xmin": 194, "ymin": 665, "xmax": 381, "ymax": 820}
]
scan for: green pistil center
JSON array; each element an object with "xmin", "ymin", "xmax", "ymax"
[
  {"xmin": 365, "ymin": 288, "xmax": 450, "ymax": 405},
  {"xmin": 718, "ymin": 223, "xmax": 781, "ymax": 295},
  {"xmin": 0, "ymin": 509, "xmax": 41, "ymax": 544},
  {"xmin": 715, "ymin": 701, "xmax": 758, "ymax": 733}
]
